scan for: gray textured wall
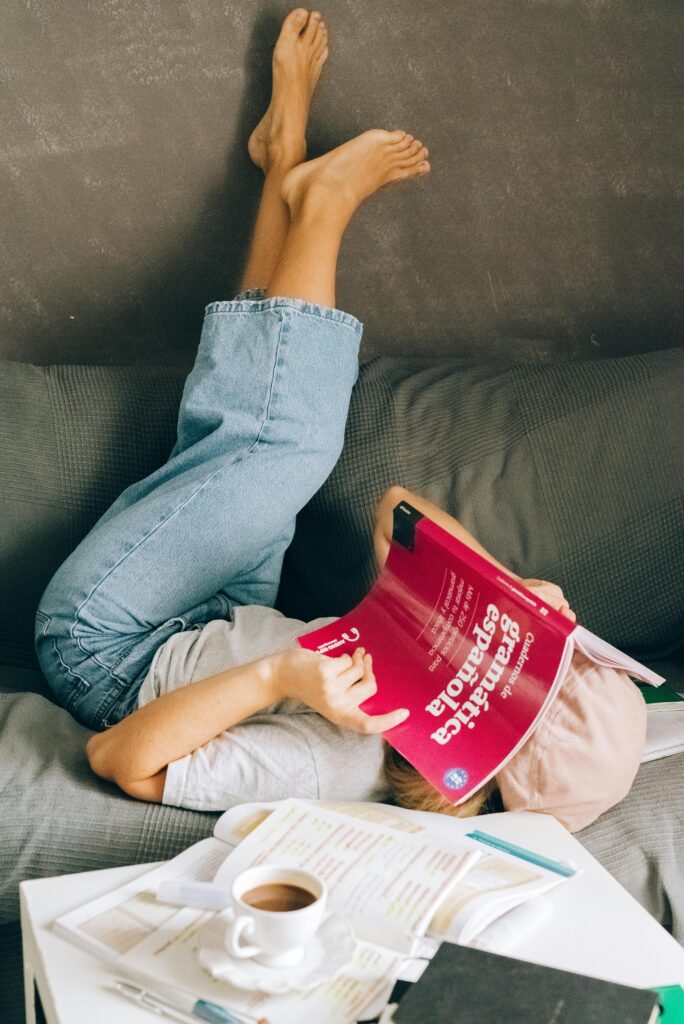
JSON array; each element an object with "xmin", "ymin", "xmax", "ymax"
[{"xmin": 1, "ymin": 0, "xmax": 682, "ymax": 366}]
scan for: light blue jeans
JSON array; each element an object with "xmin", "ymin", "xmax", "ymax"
[{"xmin": 35, "ymin": 291, "xmax": 362, "ymax": 730}]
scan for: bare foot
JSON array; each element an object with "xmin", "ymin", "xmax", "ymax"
[
  {"xmin": 248, "ymin": 8, "xmax": 329, "ymax": 173},
  {"xmin": 281, "ymin": 129, "xmax": 430, "ymax": 219}
]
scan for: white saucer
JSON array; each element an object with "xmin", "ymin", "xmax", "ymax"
[{"xmin": 196, "ymin": 911, "xmax": 356, "ymax": 995}]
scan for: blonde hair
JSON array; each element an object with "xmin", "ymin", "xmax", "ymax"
[{"xmin": 382, "ymin": 743, "xmax": 498, "ymax": 818}]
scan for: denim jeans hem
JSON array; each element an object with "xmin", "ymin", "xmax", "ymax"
[
  {"xmin": 233, "ymin": 288, "xmax": 267, "ymax": 301},
  {"xmin": 207, "ymin": 295, "xmax": 363, "ymax": 335}
]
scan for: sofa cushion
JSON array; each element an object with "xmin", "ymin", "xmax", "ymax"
[
  {"xmin": 0, "ymin": 688, "xmax": 218, "ymax": 927},
  {"xmin": 576, "ymin": 754, "xmax": 684, "ymax": 941}
]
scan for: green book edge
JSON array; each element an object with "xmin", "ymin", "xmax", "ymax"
[
  {"xmin": 638, "ymin": 683, "xmax": 684, "ymax": 706},
  {"xmin": 651, "ymin": 984, "xmax": 684, "ymax": 1023}
]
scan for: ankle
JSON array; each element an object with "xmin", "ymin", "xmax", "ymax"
[
  {"xmin": 290, "ymin": 183, "xmax": 355, "ymax": 226},
  {"xmin": 265, "ymin": 138, "xmax": 306, "ymax": 175}
]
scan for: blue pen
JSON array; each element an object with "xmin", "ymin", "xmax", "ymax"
[
  {"xmin": 113, "ymin": 979, "xmax": 264, "ymax": 1024},
  {"xmin": 466, "ymin": 830, "xmax": 577, "ymax": 878}
]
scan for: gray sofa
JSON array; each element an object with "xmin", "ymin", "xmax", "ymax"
[
  {"xmin": 2, "ymin": 352, "xmax": 683, "ymax": 1024},
  {"xmin": 2, "ymin": 2, "xmax": 683, "ymax": 1021}
]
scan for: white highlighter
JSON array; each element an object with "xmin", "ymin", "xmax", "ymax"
[{"xmin": 155, "ymin": 879, "xmax": 232, "ymax": 911}]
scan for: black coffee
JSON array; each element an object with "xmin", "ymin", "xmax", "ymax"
[{"xmin": 241, "ymin": 882, "xmax": 317, "ymax": 913}]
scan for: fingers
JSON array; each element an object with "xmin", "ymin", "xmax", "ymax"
[
  {"xmin": 348, "ymin": 670, "xmax": 378, "ymax": 705},
  {"xmin": 354, "ymin": 653, "xmax": 377, "ymax": 693},
  {"xmin": 329, "ymin": 652, "xmax": 353, "ymax": 669},
  {"xmin": 327, "ymin": 650, "xmax": 398, "ymax": 732},
  {"xmin": 336, "ymin": 647, "xmax": 368, "ymax": 684},
  {"xmin": 523, "ymin": 579, "xmax": 572, "ymax": 615},
  {"xmin": 342, "ymin": 706, "xmax": 411, "ymax": 735}
]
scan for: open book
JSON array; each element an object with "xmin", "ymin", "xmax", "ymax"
[
  {"xmin": 298, "ymin": 502, "xmax": 664, "ymax": 807},
  {"xmin": 54, "ymin": 799, "xmax": 575, "ymax": 1024}
]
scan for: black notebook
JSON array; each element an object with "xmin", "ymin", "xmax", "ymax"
[{"xmin": 392, "ymin": 944, "xmax": 660, "ymax": 1024}]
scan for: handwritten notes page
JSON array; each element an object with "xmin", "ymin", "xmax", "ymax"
[{"xmin": 212, "ymin": 799, "xmax": 477, "ymax": 954}]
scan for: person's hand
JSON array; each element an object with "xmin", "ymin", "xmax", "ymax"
[
  {"xmin": 520, "ymin": 579, "xmax": 576, "ymax": 622},
  {"xmin": 269, "ymin": 645, "xmax": 410, "ymax": 734}
]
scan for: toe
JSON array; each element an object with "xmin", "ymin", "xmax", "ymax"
[
  {"xmin": 402, "ymin": 146, "xmax": 428, "ymax": 166},
  {"xmin": 304, "ymin": 10, "xmax": 322, "ymax": 39},
  {"xmin": 312, "ymin": 21, "xmax": 326, "ymax": 47},
  {"xmin": 285, "ymin": 8, "xmax": 309, "ymax": 34}
]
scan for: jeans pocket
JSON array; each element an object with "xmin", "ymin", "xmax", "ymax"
[
  {"xmin": 35, "ymin": 610, "xmax": 52, "ymax": 636},
  {"xmin": 45, "ymin": 636, "xmax": 92, "ymax": 712}
]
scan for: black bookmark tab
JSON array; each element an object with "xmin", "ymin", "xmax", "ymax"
[{"xmin": 392, "ymin": 501, "xmax": 424, "ymax": 552}]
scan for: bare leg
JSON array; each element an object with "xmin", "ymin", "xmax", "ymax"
[
  {"xmin": 239, "ymin": 8, "xmax": 329, "ymax": 293},
  {"xmin": 265, "ymin": 129, "xmax": 431, "ymax": 307}
]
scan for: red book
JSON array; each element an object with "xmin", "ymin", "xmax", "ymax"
[{"xmin": 298, "ymin": 502, "xmax": 663, "ymax": 805}]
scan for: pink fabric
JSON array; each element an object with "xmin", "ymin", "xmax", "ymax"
[{"xmin": 496, "ymin": 651, "xmax": 647, "ymax": 833}]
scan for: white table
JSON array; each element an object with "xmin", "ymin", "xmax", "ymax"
[{"xmin": 20, "ymin": 811, "xmax": 684, "ymax": 1024}]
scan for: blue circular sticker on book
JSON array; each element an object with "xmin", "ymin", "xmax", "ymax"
[{"xmin": 443, "ymin": 767, "xmax": 469, "ymax": 790}]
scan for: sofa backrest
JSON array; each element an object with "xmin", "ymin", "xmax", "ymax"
[
  {"xmin": 1, "ymin": 363, "xmax": 183, "ymax": 668},
  {"xmin": 2, "ymin": 351, "xmax": 682, "ymax": 677}
]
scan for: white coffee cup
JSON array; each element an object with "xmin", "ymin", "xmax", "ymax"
[{"xmin": 223, "ymin": 865, "xmax": 327, "ymax": 967}]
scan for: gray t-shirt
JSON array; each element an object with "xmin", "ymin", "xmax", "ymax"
[{"xmin": 137, "ymin": 604, "xmax": 389, "ymax": 812}]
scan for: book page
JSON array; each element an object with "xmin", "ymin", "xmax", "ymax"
[
  {"xmin": 262, "ymin": 941, "xmax": 402, "ymax": 1024},
  {"xmin": 212, "ymin": 799, "xmax": 477, "ymax": 954},
  {"xmin": 427, "ymin": 853, "xmax": 560, "ymax": 945},
  {"xmin": 572, "ymin": 625, "xmax": 665, "ymax": 686},
  {"xmin": 117, "ymin": 903, "xmax": 403, "ymax": 1024},
  {"xmin": 214, "ymin": 800, "xmax": 570, "ymax": 947},
  {"xmin": 642, "ymin": 708, "xmax": 684, "ymax": 762},
  {"xmin": 54, "ymin": 837, "xmax": 227, "ymax": 962},
  {"xmin": 213, "ymin": 798, "xmax": 427, "ymax": 849},
  {"xmin": 213, "ymin": 801, "xmax": 279, "ymax": 846}
]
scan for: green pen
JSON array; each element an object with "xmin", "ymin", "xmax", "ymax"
[{"xmin": 466, "ymin": 830, "xmax": 578, "ymax": 878}]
